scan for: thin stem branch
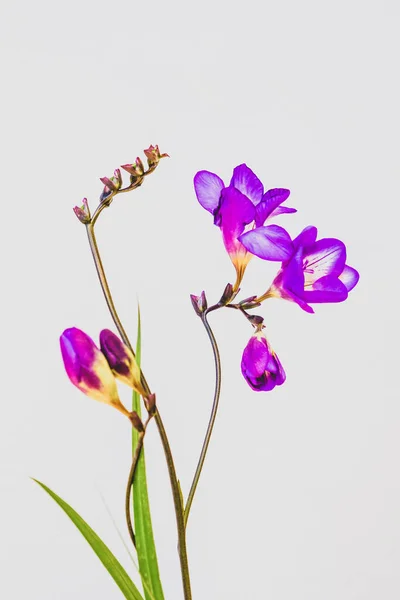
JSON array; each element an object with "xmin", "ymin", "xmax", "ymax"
[
  {"xmin": 85, "ymin": 219, "xmax": 192, "ymax": 600},
  {"xmin": 184, "ymin": 309, "xmax": 222, "ymax": 528},
  {"xmin": 125, "ymin": 415, "xmax": 153, "ymax": 550},
  {"xmin": 125, "ymin": 429, "xmax": 145, "ymax": 549}
]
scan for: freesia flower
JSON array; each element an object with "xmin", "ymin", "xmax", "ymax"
[
  {"xmin": 258, "ymin": 226, "xmax": 359, "ymax": 313},
  {"xmin": 241, "ymin": 330, "xmax": 286, "ymax": 392},
  {"xmin": 99, "ymin": 329, "xmax": 147, "ymax": 397},
  {"xmin": 194, "ymin": 164, "xmax": 295, "ymax": 289},
  {"xmin": 60, "ymin": 327, "xmax": 130, "ymax": 416}
]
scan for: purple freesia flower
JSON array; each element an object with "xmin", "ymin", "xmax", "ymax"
[
  {"xmin": 194, "ymin": 164, "xmax": 295, "ymax": 288},
  {"xmin": 241, "ymin": 331, "xmax": 286, "ymax": 392},
  {"xmin": 60, "ymin": 327, "xmax": 129, "ymax": 415},
  {"xmin": 262, "ymin": 226, "xmax": 359, "ymax": 313}
]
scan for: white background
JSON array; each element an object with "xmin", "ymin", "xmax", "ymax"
[{"xmin": 1, "ymin": 0, "xmax": 399, "ymax": 598}]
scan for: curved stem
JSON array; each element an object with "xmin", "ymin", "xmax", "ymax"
[
  {"xmin": 184, "ymin": 309, "xmax": 222, "ymax": 528},
  {"xmin": 125, "ymin": 429, "xmax": 145, "ymax": 549},
  {"xmin": 85, "ymin": 221, "xmax": 192, "ymax": 600}
]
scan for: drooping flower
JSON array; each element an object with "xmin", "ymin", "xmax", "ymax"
[
  {"xmin": 241, "ymin": 330, "xmax": 286, "ymax": 392},
  {"xmin": 258, "ymin": 226, "xmax": 359, "ymax": 313},
  {"xmin": 194, "ymin": 164, "xmax": 295, "ymax": 289},
  {"xmin": 99, "ymin": 329, "xmax": 147, "ymax": 397},
  {"xmin": 60, "ymin": 327, "xmax": 129, "ymax": 416}
]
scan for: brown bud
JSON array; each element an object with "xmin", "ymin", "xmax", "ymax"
[{"xmin": 144, "ymin": 393, "xmax": 157, "ymax": 415}]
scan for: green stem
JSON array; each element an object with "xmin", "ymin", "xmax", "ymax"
[
  {"xmin": 85, "ymin": 219, "xmax": 192, "ymax": 600},
  {"xmin": 125, "ymin": 429, "xmax": 145, "ymax": 549},
  {"xmin": 184, "ymin": 309, "xmax": 222, "ymax": 528}
]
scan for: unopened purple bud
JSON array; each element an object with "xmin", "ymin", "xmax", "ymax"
[
  {"xmin": 219, "ymin": 283, "xmax": 234, "ymax": 305},
  {"xmin": 100, "ymin": 329, "xmax": 146, "ymax": 396},
  {"xmin": 60, "ymin": 327, "xmax": 128, "ymax": 414},
  {"xmin": 190, "ymin": 291, "xmax": 207, "ymax": 316},
  {"xmin": 241, "ymin": 333, "xmax": 286, "ymax": 392},
  {"xmin": 73, "ymin": 198, "xmax": 91, "ymax": 224},
  {"xmin": 144, "ymin": 393, "xmax": 156, "ymax": 415}
]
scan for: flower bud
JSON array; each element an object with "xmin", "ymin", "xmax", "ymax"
[
  {"xmin": 100, "ymin": 169, "xmax": 122, "ymax": 202},
  {"xmin": 144, "ymin": 393, "xmax": 157, "ymax": 415},
  {"xmin": 143, "ymin": 145, "xmax": 169, "ymax": 170},
  {"xmin": 73, "ymin": 198, "xmax": 91, "ymax": 224},
  {"xmin": 218, "ymin": 283, "xmax": 234, "ymax": 305},
  {"xmin": 60, "ymin": 327, "xmax": 129, "ymax": 415},
  {"xmin": 99, "ymin": 329, "xmax": 147, "ymax": 396},
  {"xmin": 121, "ymin": 156, "xmax": 145, "ymax": 180},
  {"xmin": 190, "ymin": 291, "xmax": 207, "ymax": 316},
  {"xmin": 241, "ymin": 331, "xmax": 286, "ymax": 392}
]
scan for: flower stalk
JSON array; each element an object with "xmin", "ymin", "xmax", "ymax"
[
  {"xmin": 85, "ymin": 208, "xmax": 192, "ymax": 600},
  {"xmin": 184, "ymin": 307, "xmax": 222, "ymax": 528}
]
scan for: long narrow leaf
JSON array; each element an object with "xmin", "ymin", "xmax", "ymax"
[
  {"xmin": 132, "ymin": 306, "xmax": 165, "ymax": 600},
  {"xmin": 33, "ymin": 479, "xmax": 144, "ymax": 600}
]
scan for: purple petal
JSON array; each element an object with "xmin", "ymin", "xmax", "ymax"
[
  {"xmin": 241, "ymin": 336, "xmax": 269, "ymax": 379},
  {"xmin": 241, "ymin": 336, "xmax": 286, "ymax": 391},
  {"xmin": 292, "ymin": 226, "xmax": 318, "ymax": 251},
  {"xmin": 230, "ymin": 164, "xmax": 264, "ymax": 205},
  {"xmin": 268, "ymin": 206, "xmax": 297, "ymax": 218},
  {"xmin": 194, "ymin": 170, "xmax": 225, "ymax": 213},
  {"xmin": 255, "ymin": 188, "xmax": 291, "ymax": 226},
  {"xmin": 218, "ymin": 186, "xmax": 255, "ymax": 257},
  {"xmin": 272, "ymin": 250, "xmax": 314, "ymax": 313},
  {"xmin": 339, "ymin": 265, "xmax": 360, "ymax": 292},
  {"xmin": 303, "ymin": 238, "xmax": 346, "ymax": 285},
  {"xmin": 239, "ymin": 224, "xmax": 293, "ymax": 261},
  {"xmin": 302, "ymin": 275, "xmax": 348, "ymax": 303}
]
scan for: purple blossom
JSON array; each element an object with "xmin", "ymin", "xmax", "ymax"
[
  {"xmin": 241, "ymin": 333, "xmax": 286, "ymax": 392},
  {"xmin": 99, "ymin": 329, "xmax": 146, "ymax": 396},
  {"xmin": 60, "ymin": 327, "xmax": 128, "ymax": 415},
  {"xmin": 194, "ymin": 164, "xmax": 295, "ymax": 287},
  {"xmin": 265, "ymin": 226, "xmax": 359, "ymax": 313}
]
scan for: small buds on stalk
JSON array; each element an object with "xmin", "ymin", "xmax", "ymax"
[
  {"xmin": 73, "ymin": 198, "xmax": 91, "ymax": 224},
  {"xmin": 60, "ymin": 328, "xmax": 130, "ymax": 417},
  {"xmin": 143, "ymin": 145, "xmax": 169, "ymax": 171},
  {"xmin": 121, "ymin": 156, "xmax": 145, "ymax": 186},
  {"xmin": 100, "ymin": 169, "xmax": 122, "ymax": 203},
  {"xmin": 190, "ymin": 291, "xmax": 207, "ymax": 316},
  {"xmin": 100, "ymin": 329, "xmax": 147, "ymax": 397}
]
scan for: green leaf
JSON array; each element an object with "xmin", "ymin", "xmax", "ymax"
[
  {"xmin": 132, "ymin": 305, "xmax": 165, "ymax": 600},
  {"xmin": 33, "ymin": 479, "xmax": 144, "ymax": 600}
]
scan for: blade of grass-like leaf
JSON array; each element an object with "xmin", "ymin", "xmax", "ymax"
[
  {"xmin": 33, "ymin": 479, "xmax": 144, "ymax": 600},
  {"xmin": 132, "ymin": 305, "xmax": 165, "ymax": 600}
]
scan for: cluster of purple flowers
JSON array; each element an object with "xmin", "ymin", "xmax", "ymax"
[{"xmin": 194, "ymin": 164, "xmax": 359, "ymax": 392}]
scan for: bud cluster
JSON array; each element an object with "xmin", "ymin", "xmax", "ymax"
[
  {"xmin": 60, "ymin": 327, "xmax": 155, "ymax": 430},
  {"xmin": 73, "ymin": 144, "xmax": 168, "ymax": 224}
]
